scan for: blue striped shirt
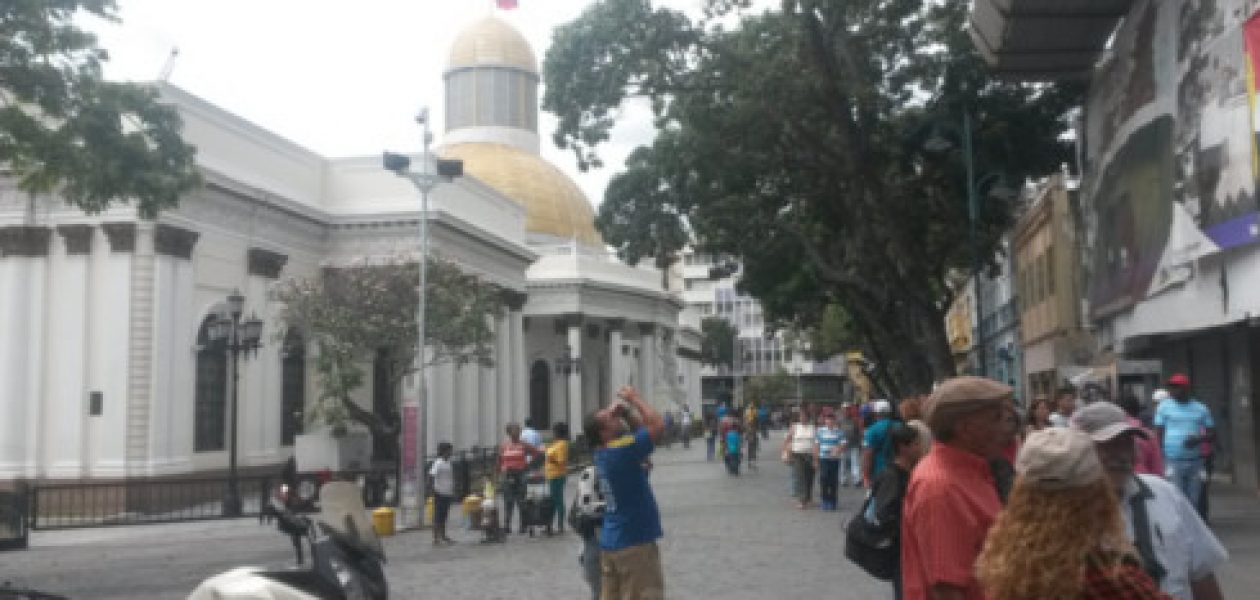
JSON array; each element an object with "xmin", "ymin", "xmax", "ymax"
[{"xmin": 816, "ymin": 427, "xmax": 844, "ymax": 459}]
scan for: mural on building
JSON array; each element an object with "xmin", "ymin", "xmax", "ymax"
[
  {"xmin": 1179, "ymin": 2, "xmax": 1260, "ymax": 248},
  {"xmin": 1087, "ymin": 0, "xmax": 1260, "ymax": 318}
]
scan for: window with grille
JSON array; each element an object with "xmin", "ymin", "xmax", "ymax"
[{"xmin": 194, "ymin": 315, "xmax": 227, "ymax": 452}]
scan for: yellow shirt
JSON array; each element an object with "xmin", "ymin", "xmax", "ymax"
[{"xmin": 545, "ymin": 439, "xmax": 569, "ymax": 480}]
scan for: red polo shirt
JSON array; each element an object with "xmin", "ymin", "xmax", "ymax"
[{"xmin": 901, "ymin": 442, "xmax": 1001, "ymax": 600}]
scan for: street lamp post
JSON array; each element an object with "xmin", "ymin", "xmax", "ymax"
[
  {"xmin": 925, "ymin": 111, "xmax": 995, "ymax": 378},
  {"xmin": 556, "ymin": 345, "xmax": 581, "ymax": 431},
  {"xmin": 207, "ymin": 289, "xmax": 263, "ymax": 517},
  {"xmin": 384, "ymin": 107, "xmax": 463, "ymax": 527}
]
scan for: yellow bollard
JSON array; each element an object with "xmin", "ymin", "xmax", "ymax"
[
  {"xmin": 372, "ymin": 507, "xmax": 395, "ymax": 537},
  {"xmin": 425, "ymin": 496, "xmax": 434, "ymax": 524}
]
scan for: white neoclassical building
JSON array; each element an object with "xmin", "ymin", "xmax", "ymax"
[{"xmin": 0, "ymin": 16, "xmax": 701, "ymax": 482}]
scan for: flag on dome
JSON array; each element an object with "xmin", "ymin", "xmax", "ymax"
[{"xmin": 497, "ymin": 0, "xmax": 518, "ymax": 9}]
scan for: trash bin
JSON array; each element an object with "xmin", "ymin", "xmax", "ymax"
[{"xmin": 371, "ymin": 507, "xmax": 395, "ymax": 537}]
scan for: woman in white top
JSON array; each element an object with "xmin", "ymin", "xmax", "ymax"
[{"xmin": 782, "ymin": 410, "xmax": 819, "ymax": 509}]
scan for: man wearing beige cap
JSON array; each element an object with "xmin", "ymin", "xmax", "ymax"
[
  {"xmin": 1072, "ymin": 402, "xmax": 1228, "ymax": 600},
  {"xmin": 901, "ymin": 377, "xmax": 1012, "ymax": 600}
]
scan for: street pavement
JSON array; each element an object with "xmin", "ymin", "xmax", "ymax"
[{"xmin": 5, "ymin": 432, "xmax": 1260, "ymax": 599}]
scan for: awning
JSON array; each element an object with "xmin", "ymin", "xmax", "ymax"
[{"xmin": 968, "ymin": 0, "xmax": 1132, "ymax": 81}]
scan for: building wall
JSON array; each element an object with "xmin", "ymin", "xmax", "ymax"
[{"xmin": 1079, "ymin": 0, "xmax": 1260, "ymax": 487}]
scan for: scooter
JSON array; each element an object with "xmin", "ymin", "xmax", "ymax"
[{"xmin": 187, "ymin": 481, "xmax": 388, "ymax": 600}]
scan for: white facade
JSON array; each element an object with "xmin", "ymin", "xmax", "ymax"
[{"xmin": 0, "ymin": 17, "xmax": 698, "ymax": 481}]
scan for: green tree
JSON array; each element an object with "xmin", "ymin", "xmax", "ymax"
[
  {"xmin": 272, "ymin": 255, "xmax": 505, "ymax": 446},
  {"xmin": 699, "ymin": 316, "xmax": 737, "ymax": 370},
  {"xmin": 743, "ymin": 369, "xmax": 796, "ymax": 406},
  {"xmin": 543, "ymin": 0, "xmax": 1079, "ymax": 395},
  {"xmin": 1, "ymin": 0, "xmax": 200, "ymax": 217}
]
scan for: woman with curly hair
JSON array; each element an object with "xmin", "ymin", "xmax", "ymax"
[{"xmin": 977, "ymin": 428, "xmax": 1171, "ymax": 600}]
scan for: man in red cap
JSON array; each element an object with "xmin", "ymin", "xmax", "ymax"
[{"xmin": 1154, "ymin": 373, "xmax": 1215, "ymax": 512}]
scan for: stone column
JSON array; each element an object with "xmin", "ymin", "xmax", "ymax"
[
  {"xmin": 608, "ymin": 320, "xmax": 625, "ymax": 406},
  {"xmin": 495, "ymin": 311, "xmax": 511, "ymax": 440},
  {"xmin": 566, "ymin": 315, "xmax": 584, "ymax": 432},
  {"xmin": 480, "ymin": 315, "xmax": 498, "ymax": 446},
  {"xmin": 639, "ymin": 323, "xmax": 656, "ymax": 407},
  {"xmin": 246, "ymin": 247, "xmax": 286, "ymax": 464},
  {"xmin": 45, "ymin": 226, "xmax": 91, "ymax": 478},
  {"xmin": 0, "ymin": 226, "xmax": 51, "ymax": 479},
  {"xmin": 506, "ymin": 292, "xmax": 527, "ymax": 427}
]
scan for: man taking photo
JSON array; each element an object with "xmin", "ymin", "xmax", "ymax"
[{"xmin": 583, "ymin": 385, "xmax": 666, "ymax": 600}]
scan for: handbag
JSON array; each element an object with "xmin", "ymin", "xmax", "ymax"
[{"xmin": 844, "ymin": 490, "xmax": 898, "ymax": 581}]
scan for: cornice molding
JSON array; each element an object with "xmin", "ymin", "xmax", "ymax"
[
  {"xmin": 154, "ymin": 224, "xmax": 200, "ymax": 259},
  {"xmin": 0, "ymin": 225, "xmax": 51, "ymax": 257},
  {"xmin": 101, "ymin": 222, "xmax": 137, "ymax": 253},
  {"xmin": 248, "ymin": 247, "xmax": 289, "ymax": 279},
  {"xmin": 56, "ymin": 224, "xmax": 94, "ymax": 255}
]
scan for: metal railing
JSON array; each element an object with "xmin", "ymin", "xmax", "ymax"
[
  {"xmin": 446, "ymin": 441, "xmax": 593, "ymax": 499},
  {"xmin": 0, "ymin": 483, "xmax": 29, "ymax": 550},
  {"xmin": 27, "ymin": 475, "xmax": 274, "ymax": 530},
  {"xmin": 25, "ymin": 468, "xmax": 399, "ymax": 531}
]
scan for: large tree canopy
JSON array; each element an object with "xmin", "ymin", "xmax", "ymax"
[
  {"xmin": 272, "ymin": 256, "xmax": 505, "ymax": 443},
  {"xmin": 1, "ymin": 0, "xmax": 200, "ymax": 217},
  {"xmin": 544, "ymin": 0, "xmax": 1079, "ymax": 396}
]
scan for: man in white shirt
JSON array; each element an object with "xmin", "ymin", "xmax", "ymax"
[
  {"xmin": 428, "ymin": 441, "xmax": 456, "ymax": 546},
  {"xmin": 1073, "ymin": 403, "xmax": 1227, "ymax": 600},
  {"xmin": 1048, "ymin": 386, "xmax": 1077, "ymax": 428},
  {"xmin": 522, "ymin": 418, "xmax": 544, "ymax": 449}
]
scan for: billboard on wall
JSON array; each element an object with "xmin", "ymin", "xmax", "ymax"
[{"xmin": 1087, "ymin": 0, "xmax": 1260, "ymax": 318}]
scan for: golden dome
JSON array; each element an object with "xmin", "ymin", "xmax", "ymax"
[
  {"xmin": 447, "ymin": 17, "xmax": 538, "ymax": 74},
  {"xmin": 441, "ymin": 142, "xmax": 603, "ymax": 247}
]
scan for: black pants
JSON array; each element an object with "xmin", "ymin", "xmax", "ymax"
[
  {"xmin": 724, "ymin": 451, "xmax": 741, "ymax": 475},
  {"xmin": 501, "ymin": 471, "xmax": 527, "ymax": 530},
  {"xmin": 792, "ymin": 453, "xmax": 815, "ymax": 502},
  {"xmin": 819, "ymin": 459, "xmax": 839, "ymax": 505}
]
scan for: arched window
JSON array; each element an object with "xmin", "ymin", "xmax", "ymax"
[
  {"xmin": 281, "ymin": 329, "xmax": 306, "ymax": 446},
  {"xmin": 194, "ymin": 315, "xmax": 227, "ymax": 452}
]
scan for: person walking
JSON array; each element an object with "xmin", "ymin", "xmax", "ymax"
[
  {"xmin": 498, "ymin": 423, "xmax": 544, "ymax": 535},
  {"xmin": 861, "ymin": 400, "xmax": 895, "ymax": 488},
  {"xmin": 870, "ymin": 423, "xmax": 928, "ymax": 600},
  {"xmin": 428, "ymin": 441, "xmax": 456, "ymax": 546},
  {"xmin": 680, "ymin": 407, "xmax": 692, "ymax": 449},
  {"xmin": 977, "ymin": 428, "xmax": 1172, "ymax": 600},
  {"xmin": 1119, "ymin": 396, "xmax": 1165, "ymax": 478},
  {"xmin": 1025, "ymin": 396, "xmax": 1053, "ymax": 435},
  {"xmin": 839, "ymin": 403, "xmax": 862, "ymax": 486},
  {"xmin": 545, "ymin": 422, "xmax": 571, "ymax": 536},
  {"xmin": 901, "ymin": 377, "xmax": 1012, "ymax": 600},
  {"xmin": 1155, "ymin": 374, "xmax": 1216, "ymax": 510},
  {"xmin": 815, "ymin": 412, "xmax": 844, "ymax": 511},
  {"xmin": 1049, "ymin": 386, "xmax": 1078, "ymax": 428},
  {"xmin": 582, "ymin": 386, "xmax": 666, "ymax": 600},
  {"xmin": 1073, "ymin": 402, "xmax": 1228, "ymax": 600},
  {"xmin": 745, "ymin": 414, "xmax": 759, "ymax": 471},
  {"xmin": 570, "ymin": 464, "xmax": 607, "ymax": 600},
  {"xmin": 783, "ymin": 410, "xmax": 817, "ymax": 509},
  {"xmin": 724, "ymin": 424, "xmax": 743, "ymax": 475},
  {"xmin": 758, "ymin": 404, "xmax": 770, "ymax": 439},
  {"xmin": 705, "ymin": 412, "xmax": 717, "ymax": 461}
]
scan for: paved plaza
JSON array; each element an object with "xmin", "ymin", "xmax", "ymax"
[{"xmin": 6, "ymin": 433, "xmax": 1260, "ymax": 599}]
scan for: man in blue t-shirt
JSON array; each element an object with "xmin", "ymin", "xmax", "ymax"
[
  {"xmin": 1154, "ymin": 373, "xmax": 1216, "ymax": 508},
  {"xmin": 861, "ymin": 399, "xmax": 894, "ymax": 488},
  {"xmin": 582, "ymin": 385, "xmax": 666, "ymax": 600}
]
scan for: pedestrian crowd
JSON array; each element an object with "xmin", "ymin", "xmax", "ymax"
[
  {"xmin": 838, "ymin": 373, "xmax": 1229, "ymax": 600},
  {"xmin": 421, "ymin": 371, "xmax": 1227, "ymax": 600}
]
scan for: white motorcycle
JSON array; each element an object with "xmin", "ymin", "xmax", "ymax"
[{"xmin": 187, "ymin": 482, "xmax": 388, "ymax": 600}]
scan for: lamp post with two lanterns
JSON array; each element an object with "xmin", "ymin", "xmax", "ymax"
[
  {"xmin": 556, "ymin": 345, "xmax": 581, "ymax": 435},
  {"xmin": 206, "ymin": 289, "xmax": 263, "ymax": 517}
]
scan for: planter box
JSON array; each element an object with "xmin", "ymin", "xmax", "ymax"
[{"xmin": 294, "ymin": 430, "xmax": 373, "ymax": 473}]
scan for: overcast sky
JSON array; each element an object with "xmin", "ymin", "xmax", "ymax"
[{"xmin": 90, "ymin": 0, "xmax": 670, "ymax": 206}]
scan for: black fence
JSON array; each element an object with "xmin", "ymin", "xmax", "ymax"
[
  {"xmin": 0, "ymin": 484, "xmax": 29, "ymax": 550},
  {"xmin": 23, "ymin": 469, "xmax": 398, "ymax": 531}
]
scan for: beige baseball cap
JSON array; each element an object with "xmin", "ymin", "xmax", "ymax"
[
  {"xmin": 1070, "ymin": 402, "xmax": 1149, "ymax": 442},
  {"xmin": 923, "ymin": 376, "xmax": 1013, "ymax": 434},
  {"xmin": 1016, "ymin": 428, "xmax": 1104, "ymax": 490}
]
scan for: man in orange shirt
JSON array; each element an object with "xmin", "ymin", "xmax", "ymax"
[{"xmin": 901, "ymin": 377, "xmax": 1012, "ymax": 600}]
